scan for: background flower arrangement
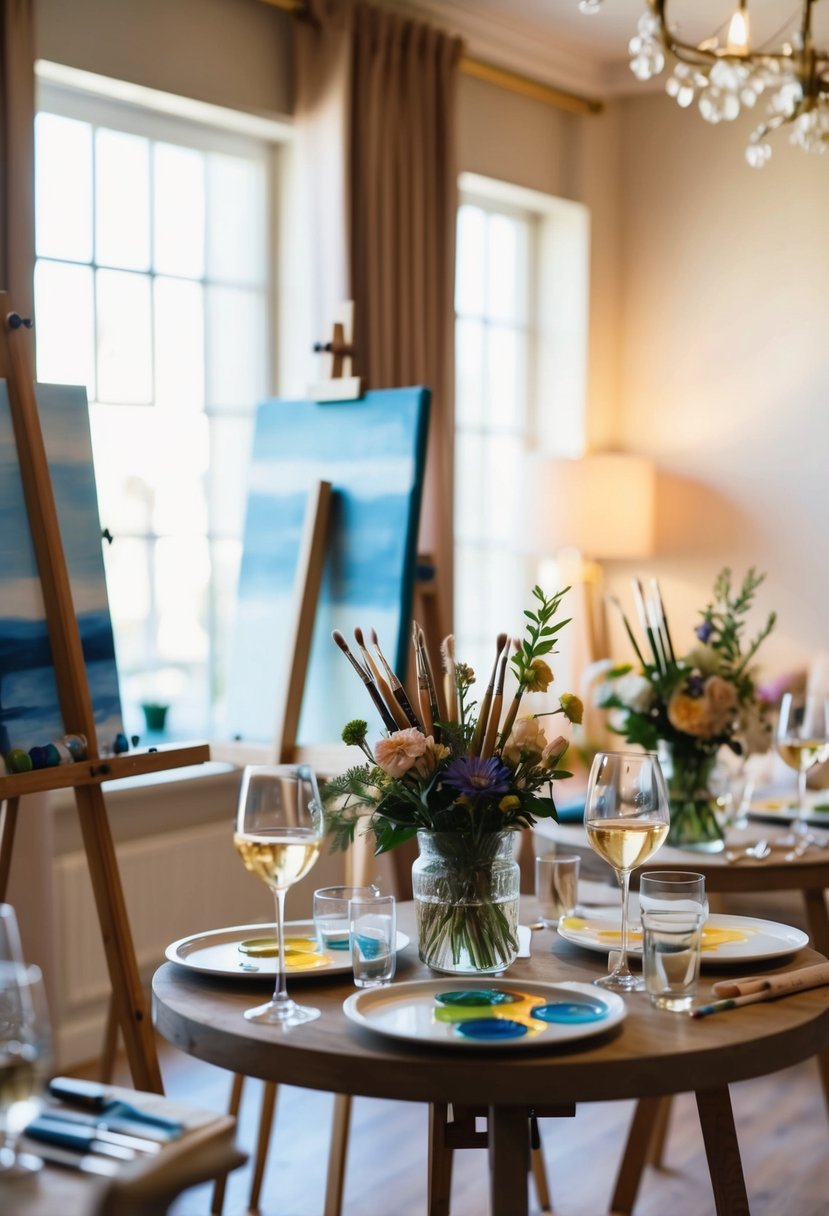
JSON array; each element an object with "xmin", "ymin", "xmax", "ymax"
[
  {"xmin": 597, "ymin": 567, "xmax": 776, "ymax": 848},
  {"xmin": 324, "ymin": 585, "xmax": 583, "ymax": 971}
]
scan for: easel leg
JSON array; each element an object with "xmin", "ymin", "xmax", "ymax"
[
  {"xmin": 99, "ymin": 991, "xmax": 120, "ymax": 1083},
  {"xmin": 74, "ymin": 784, "xmax": 162, "ymax": 1093},
  {"xmin": 0, "ymin": 796, "xmax": 21, "ymax": 900},
  {"xmin": 695, "ymin": 1087, "xmax": 749, "ymax": 1216}
]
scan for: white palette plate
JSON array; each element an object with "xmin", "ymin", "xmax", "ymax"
[
  {"xmin": 557, "ymin": 913, "xmax": 809, "ymax": 967},
  {"xmin": 166, "ymin": 920, "xmax": 409, "ymax": 980},
  {"xmin": 748, "ymin": 797, "xmax": 829, "ymax": 829},
  {"xmin": 342, "ymin": 978, "xmax": 626, "ymax": 1050}
]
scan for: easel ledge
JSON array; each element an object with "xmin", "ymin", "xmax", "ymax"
[{"xmin": 0, "ymin": 742, "xmax": 210, "ymax": 799}]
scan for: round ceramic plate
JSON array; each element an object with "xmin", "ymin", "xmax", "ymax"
[
  {"xmin": 342, "ymin": 978, "xmax": 626, "ymax": 1050},
  {"xmin": 748, "ymin": 797, "xmax": 829, "ymax": 828},
  {"xmin": 166, "ymin": 920, "xmax": 409, "ymax": 980},
  {"xmin": 556, "ymin": 912, "xmax": 809, "ymax": 967}
]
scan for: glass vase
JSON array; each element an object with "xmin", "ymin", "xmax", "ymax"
[
  {"xmin": 659, "ymin": 743, "xmax": 725, "ymax": 853},
  {"xmin": 411, "ymin": 830, "xmax": 520, "ymax": 974}
]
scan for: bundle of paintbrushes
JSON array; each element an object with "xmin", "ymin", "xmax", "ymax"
[{"xmin": 324, "ymin": 584, "xmax": 583, "ymax": 857}]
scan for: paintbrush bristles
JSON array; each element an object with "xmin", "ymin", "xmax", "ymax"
[
  {"xmin": 440, "ymin": 635, "xmax": 457, "ymax": 722},
  {"xmin": 354, "ymin": 626, "xmax": 408, "ymax": 729}
]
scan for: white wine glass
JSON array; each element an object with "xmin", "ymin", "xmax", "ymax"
[
  {"xmin": 234, "ymin": 765, "xmax": 325, "ymax": 1026},
  {"xmin": 584, "ymin": 751, "xmax": 670, "ymax": 992},
  {"xmin": 775, "ymin": 693, "xmax": 829, "ymax": 844},
  {"xmin": 0, "ymin": 963, "xmax": 53, "ymax": 1176}
]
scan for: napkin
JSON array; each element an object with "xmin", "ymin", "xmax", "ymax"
[{"xmin": 711, "ymin": 961, "xmax": 829, "ymax": 1001}]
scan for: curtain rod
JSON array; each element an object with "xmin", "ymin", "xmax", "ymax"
[{"xmin": 256, "ymin": 0, "xmax": 603, "ymax": 117}]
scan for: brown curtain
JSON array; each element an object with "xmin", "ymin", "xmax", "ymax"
[
  {"xmin": 0, "ymin": 0, "xmax": 35, "ymax": 334},
  {"xmin": 295, "ymin": 0, "xmax": 461, "ymax": 653}
]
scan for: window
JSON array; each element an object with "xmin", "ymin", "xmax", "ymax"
[
  {"xmin": 453, "ymin": 176, "xmax": 589, "ymax": 685},
  {"xmin": 34, "ymin": 84, "xmax": 274, "ymax": 741}
]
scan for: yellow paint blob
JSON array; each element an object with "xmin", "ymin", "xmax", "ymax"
[
  {"xmin": 238, "ymin": 936, "xmax": 330, "ymax": 969},
  {"xmin": 560, "ymin": 918, "xmax": 750, "ymax": 953}
]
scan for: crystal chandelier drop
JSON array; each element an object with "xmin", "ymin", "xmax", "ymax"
[{"xmin": 588, "ymin": 1, "xmax": 829, "ymax": 166}]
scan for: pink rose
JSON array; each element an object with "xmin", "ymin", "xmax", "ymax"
[{"xmin": 374, "ymin": 728, "xmax": 428, "ymax": 778}]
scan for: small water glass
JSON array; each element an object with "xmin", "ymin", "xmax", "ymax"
[
  {"xmin": 349, "ymin": 894, "xmax": 396, "ymax": 988},
  {"xmin": 314, "ymin": 885, "xmax": 379, "ymax": 952},
  {"xmin": 534, "ymin": 855, "xmax": 580, "ymax": 928},
  {"xmin": 642, "ymin": 908, "xmax": 704, "ymax": 1012},
  {"xmin": 638, "ymin": 871, "xmax": 708, "ymax": 922}
]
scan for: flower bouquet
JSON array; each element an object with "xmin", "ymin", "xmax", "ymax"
[
  {"xmin": 598, "ymin": 568, "xmax": 776, "ymax": 850},
  {"xmin": 324, "ymin": 586, "xmax": 583, "ymax": 973}
]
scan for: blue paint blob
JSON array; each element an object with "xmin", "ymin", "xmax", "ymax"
[
  {"xmin": 531, "ymin": 1001, "xmax": 608, "ymax": 1025},
  {"xmin": 456, "ymin": 1018, "xmax": 528, "ymax": 1041},
  {"xmin": 436, "ymin": 989, "xmax": 518, "ymax": 1007}
]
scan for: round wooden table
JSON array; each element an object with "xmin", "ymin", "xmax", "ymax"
[{"xmin": 153, "ymin": 901, "xmax": 829, "ymax": 1216}]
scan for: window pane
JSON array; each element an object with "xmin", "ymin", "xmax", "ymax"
[
  {"xmin": 205, "ymin": 286, "xmax": 267, "ymax": 409},
  {"xmin": 487, "ymin": 214, "xmax": 526, "ymax": 323},
  {"xmin": 455, "ymin": 318, "xmax": 484, "ymax": 429},
  {"xmin": 35, "ymin": 114, "xmax": 93, "ymax": 262},
  {"xmin": 156, "ymin": 536, "xmax": 211, "ymax": 662},
  {"xmin": 34, "ymin": 261, "xmax": 96, "ymax": 394},
  {"xmin": 95, "ymin": 129, "xmax": 150, "ymax": 270},
  {"xmin": 208, "ymin": 415, "xmax": 255, "ymax": 536},
  {"xmin": 152, "ymin": 414, "xmax": 209, "ymax": 536},
  {"xmin": 487, "ymin": 326, "xmax": 526, "ymax": 433},
  {"xmin": 154, "ymin": 277, "xmax": 204, "ymax": 411},
  {"xmin": 455, "ymin": 205, "xmax": 485, "ymax": 315},
  {"xmin": 207, "ymin": 154, "xmax": 266, "ymax": 285},
  {"xmin": 153, "ymin": 143, "xmax": 205, "ymax": 278},
  {"xmin": 483, "ymin": 433, "xmax": 522, "ymax": 543},
  {"xmin": 454, "ymin": 431, "xmax": 484, "ymax": 542},
  {"xmin": 89, "ymin": 404, "xmax": 161, "ymax": 533},
  {"xmin": 96, "ymin": 269, "xmax": 153, "ymax": 403}
]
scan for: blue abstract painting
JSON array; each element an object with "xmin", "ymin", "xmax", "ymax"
[
  {"xmin": 226, "ymin": 387, "xmax": 430, "ymax": 746},
  {"xmin": 0, "ymin": 382, "xmax": 125, "ymax": 760}
]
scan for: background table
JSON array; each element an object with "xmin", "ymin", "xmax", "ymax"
[{"xmin": 153, "ymin": 901, "xmax": 829, "ymax": 1216}]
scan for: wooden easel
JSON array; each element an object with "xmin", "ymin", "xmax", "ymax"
[{"xmin": 0, "ymin": 298, "xmax": 209, "ymax": 1093}]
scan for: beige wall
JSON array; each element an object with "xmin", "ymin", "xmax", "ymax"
[
  {"xmin": 36, "ymin": 0, "xmax": 292, "ymax": 116},
  {"xmin": 603, "ymin": 93, "xmax": 829, "ymax": 680}
]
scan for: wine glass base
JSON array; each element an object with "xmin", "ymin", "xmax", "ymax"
[
  {"xmin": 244, "ymin": 999, "xmax": 321, "ymax": 1027},
  {"xmin": 593, "ymin": 971, "xmax": 645, "ymax": 994}
]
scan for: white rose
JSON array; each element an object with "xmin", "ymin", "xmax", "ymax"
[{"xmin": 613, "ymin": 673, "xmax": 655, "ymax": 713}]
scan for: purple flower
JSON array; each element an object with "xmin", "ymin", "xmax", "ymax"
[
  {"xmin": 685, "ymin": 673, "xmax": 705, "ymax": 697},
  {"xmin": 442, "ymin": 756, "xmax": 513, "ymax": 799},
  {"xmin": 695, "ymin": 620, "xmax": 714, "ymax": 642}
]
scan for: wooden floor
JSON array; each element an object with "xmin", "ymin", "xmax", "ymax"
[{"xmin": 89, "ymin": 1036, "xmax": 829, "ymax": 1216}]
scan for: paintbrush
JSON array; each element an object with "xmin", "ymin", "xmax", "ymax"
[
  {"xmin": 413, "ymin": 622, "xmax": 434, "ymax": 738},
  {"xmin": 650, "ymin": 578, "xmax": 676, "ymax": 664},
  {"xmin": 369, "ymin": 628, "xmax": 423, "ymax": 730},
  {"xmin": 481, "ymin": 640, "xmax": 510, "ymax": 758},
  {"xmin": 354, "ymin": 627, "xmax": 409, "ymax": 729},
  {"xmin": 440, "ymin": 635, "xmax": 457, "ymax": 723},
  {"xmin": 332, "ymin": 631, "xmax": 400, "ymax": 733},
  {"xmin": 418, "ymin": 625, "xmax": 443, "ymax": 736},
  {"xmin": 471, "ymin": 632, "xmax": 508, "ymax": 756},
  {"xmin": 632, "ymin": 578, "xmax": 665, "ymax": 674},
  {"xmin": 607, "ymin": 594, "xmax": 648, "ymax": 671}
]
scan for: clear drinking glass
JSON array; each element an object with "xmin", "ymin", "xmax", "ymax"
[
  {"xmin": 314, "ymin": 885, "xmax": 379, "ymax": 953},
  {"xmin": 584, "ymin": 751, "xmax": 670, "ymax": 992},
  {"xmin": 0, "ymin": 963, "xmax": 53, "ymax": 1175},
  {"xmin": 534, "ymin": 855, "xmax": 580, "ymax": 928},
  {"xmin": 234, "ymin": 765, "xmax": 324, "ymax": 1026},
  {"xmin": 349, "ymin": 894, "xmax": 396, "ymax": 988},
  {"xmin": 638, "ymin": 871, "xmax": 708, "ymax": 921},
  {"xmin": 775, "ymin": 693, "xmax": 829, "ymax": 843},
  {"xmin": 642, "ymin": 909, "xmax": 704, "ymax": 1012}
]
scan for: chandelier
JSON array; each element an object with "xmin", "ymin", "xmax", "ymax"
[{"xmin": 583, "ymin": 1, "xmax": 829, "ymax": 166}]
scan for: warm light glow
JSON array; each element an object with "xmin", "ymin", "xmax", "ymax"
[
  {"xmin": 534, "ymin": 453, "xmax": 656, "ymax": 560},
  {"xmin": 726, "ymin": 5, "xmax": 750, "ymax": 55}
]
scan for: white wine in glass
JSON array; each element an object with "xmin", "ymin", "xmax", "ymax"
[
  {"xmin": 234, "ymin": 765, "xmax": 324, "ymax": 1026},
  {"xmin": 584, "ymin": 751, "xmax": 670, "ymax": 993},
  {"xmin": 775, "ymin": 693, "xmax": 829, "ymax": 844},
  {"xmin": 0, "ymin": 962, "xmax": 52, "ymax": 1176}
]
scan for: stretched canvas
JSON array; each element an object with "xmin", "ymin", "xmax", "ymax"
[
  {"xmin": 226, "ymin": 387, "xmax": 430, "ymax": 746},
  {"xmin": 0, "ymin": 381, "xmax": 125, "ymax": 759}
]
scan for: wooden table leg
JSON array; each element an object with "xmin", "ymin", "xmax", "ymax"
[
  {"xmin": 0, "ymin": 796, "xmax": 20, "ymax": 900},
  {"xmin": 801, "ymin": 887, "xmax": 829, "ymax": 1117},
  {"xmin": 610, "ymin": 1094, "xmax": 668, "ymax": 1215},
  {"xmin": 324, "ymin": 1093, "xmax": 352, "ymax": 1216},
  {"xmin": 695, "ymin": 1087, "xmax": 749, "ymax": 1216},
  {"xmin": 488, "ymin": 1106, "xmax": 529, "ymax": 1216}
]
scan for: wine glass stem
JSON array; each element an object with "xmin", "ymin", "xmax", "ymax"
[
  {"xmin": 617, "ymin": 868, "xmax": 631, "ymax": 975},
  {"xmin": 271, "ymin": 886, "xmax": 291, "ymax": 1012},
  {"xmin": 796, "ymin": 769, "xmax": 809, "ymax": 833}
]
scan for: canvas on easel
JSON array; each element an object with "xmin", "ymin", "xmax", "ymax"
[
  {"xmin": 225, "ymin": 387, "xmax": 430, "ymax": 751},
  {"xmin": 0, "ymin": 381, "xmax": 125, "ymax": 760}
]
